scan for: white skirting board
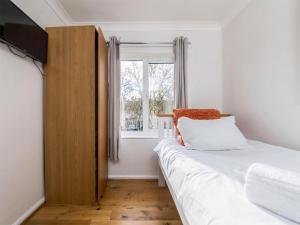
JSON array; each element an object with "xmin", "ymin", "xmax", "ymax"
[
  {"xmin": 12, "ymin": 197, "xmax": 45, "ymax": 225},
  {"xmin": 108, "ymin": 175, "xmax": 158, "ymax": 180}
]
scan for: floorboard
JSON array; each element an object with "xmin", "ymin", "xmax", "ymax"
[{"xmin": 23, "ymin": 180, "xmax": 182, "ymax": 225}]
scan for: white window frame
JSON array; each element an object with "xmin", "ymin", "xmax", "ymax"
[{"xmin": 121, "ymin": 57, "xmax": 174, "ymax": 139}]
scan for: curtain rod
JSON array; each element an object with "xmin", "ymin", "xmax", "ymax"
[{"xmin": 106, "ymin": 41, "xmax": 191, "ymax": 45}]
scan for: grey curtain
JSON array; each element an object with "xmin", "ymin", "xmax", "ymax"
[
  {"xmin": 174, "ymin": 37, "xmax": 188, "ymax": 108},
  {"xmin": 108, "ymin": 37, "xmax": 120, "ymax": 161}
]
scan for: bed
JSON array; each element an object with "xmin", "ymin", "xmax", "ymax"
[{"xmin": 155, "ymin": 115, "xmax": 300, "ymax": 225}]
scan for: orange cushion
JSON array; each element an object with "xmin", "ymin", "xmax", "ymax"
[{"xmin": 173, "ymin": 109, "xmax": 221, "ymax": 145}]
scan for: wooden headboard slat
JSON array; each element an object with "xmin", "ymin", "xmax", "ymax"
[{"xmin": 157, "ymin": 113, "xmax": 232, "ymax": 118}]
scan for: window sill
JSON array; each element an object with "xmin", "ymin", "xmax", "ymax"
[
  {"xmin": 121, "ymin": 135, "xmax": 159, "ymax": 139},
  {"xmin": 121, "ymin": 130, "xmax": 159, "ymax": 139},
  {"xmin": 120, "ymin": 129, "xmax": 174, "ymax": 139}
]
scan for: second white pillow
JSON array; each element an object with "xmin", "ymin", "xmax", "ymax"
[{"xmin": 177, "ymin": 117, "xmax": 248, "ymax": 151}]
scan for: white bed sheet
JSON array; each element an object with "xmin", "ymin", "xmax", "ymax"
[{"xmin": 154, "ymin": 138, "xmax": 300, "ymax": 225}]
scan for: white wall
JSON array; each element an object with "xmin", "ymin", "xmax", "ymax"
[
  {"xmin": 0, "ymin": 45, "xmax": 44, "ymax": 225},
  {"xmin": 0, "ymin": 1, "xmax": 66, "ymax": 224},
  {"xmin": 100, "ymin": 24, "xmax": 223, "ymax": 178},
  {"xmin": 223, "ymin": 0, "xmax": 300, "ymax": 150}
]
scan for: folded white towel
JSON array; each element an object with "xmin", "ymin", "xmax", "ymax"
[{"xmin": 245, "ymin": 163, "xmax": 300, "ymax": 223}]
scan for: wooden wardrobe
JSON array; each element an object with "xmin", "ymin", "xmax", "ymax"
[{"xmin": 44, "ymin": 26, "xmax": 108, "ymax": 205}]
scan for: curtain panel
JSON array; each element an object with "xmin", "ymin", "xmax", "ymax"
[
  {"xmin": 108, "ymin": 36, "xmax": 120, "ymax": 161},
  {"xmin": 174, "ymin": 36, "xmax": 188, "ymax": 108}
]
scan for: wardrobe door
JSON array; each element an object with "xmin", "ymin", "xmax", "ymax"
[
  {"xmin": 45, "ymin": 26, "xmax": 97, "ymax": 205},
  {"xmin": 98, "ymin": 28, "xmax": 108, "ymax": 198}
]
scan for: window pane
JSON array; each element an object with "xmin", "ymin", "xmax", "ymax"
[
  {"xmin": 120, "ymin": 61, "xmax": 143, "ymax": 132},
  {"xmin": 148, "ymin": 63, "xmax": 174, "ymax": 130}
]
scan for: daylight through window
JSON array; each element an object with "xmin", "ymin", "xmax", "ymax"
[{"xmin": 120, "ymin": 60, "xmax": 174, "ymax": 137}]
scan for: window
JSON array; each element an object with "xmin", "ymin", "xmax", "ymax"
[{"xmin": 120, "ymin": 59, "xmax": 174, "ymax": 138}]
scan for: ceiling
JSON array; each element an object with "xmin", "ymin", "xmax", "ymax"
[{"xmin": 58, "ymin": 0, "xmax": 251, "ymax": 23}]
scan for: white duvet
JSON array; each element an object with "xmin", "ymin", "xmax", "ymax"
[{"xmin": 154, "ymin": 138, "xmax": 300, "ymax": 225}]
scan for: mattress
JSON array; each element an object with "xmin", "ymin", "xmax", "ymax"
[{"xmin": 154, "ymin": 138, "xmax": 300, "ymax": 225}]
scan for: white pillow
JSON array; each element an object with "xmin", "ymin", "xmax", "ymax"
[
  {"xmin": 220, "ymin": 116, "xmax": 236, "ymax": 124},
  {"xmin": 177, "ymin": 117, "xmax": 248, "ymax": 151}
]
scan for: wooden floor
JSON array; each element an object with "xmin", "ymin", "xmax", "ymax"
[{"xmin": 23, "ymin": 180, "xmax": 182, "ymax": 225}]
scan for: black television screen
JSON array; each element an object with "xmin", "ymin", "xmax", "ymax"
[{"xmin": 0, "ymin": 0, "xmax": 48, "ymax": 63}]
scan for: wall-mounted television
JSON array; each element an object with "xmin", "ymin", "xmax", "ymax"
[{"xmin": 0, "ymin": 0, "xmax": 48, "ymax": 63}]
